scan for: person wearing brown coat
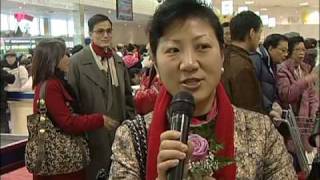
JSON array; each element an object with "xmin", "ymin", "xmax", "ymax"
[
  {"xmin": 68, "ymin": 14, "xmax": 135, "ymax": 180},
  {"xmin": 221, "ymin": 11, "xmax": 264, "ymax": 113}
]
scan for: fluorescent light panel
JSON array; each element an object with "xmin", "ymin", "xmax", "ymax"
[
  {"xmin": 299, "ymin": 2, "xmax": 309, "ymax": 6},
  {"xmin": 245, "ymin": 1, "xmax": 254, "ymax": 5}
]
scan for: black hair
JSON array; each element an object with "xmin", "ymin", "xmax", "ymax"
[
  {"xmin": 32, "ymin": 38, "xmax": 66, "ymax": 88},
  {"xmin": 70, "ymin": 44, "xmax": 84, "ymax": 55},
  {"xmin": 288, "ymin": 36, "xmax": 304, "ymax": 57},
  {"xmin": 127, "ymin": 43, "xmax": 135, "ymax": 52},
  {"xmin": 222, "ymin": 22, "xmax": 230, "ymax": 28},
  {"xmin": 304, "ymin": 38, "xmax": 317, "ymax": 49},
  {"xmin": 263, "ymin": 34, "xmax": 288, "ymax": 49},
  {"xmin": 230, "ymin": 11, "xmax": 262, "ymax": 41},
  {"xmin": 88, "ymin": 14, "xmax": 112, "ymax": 33},
  {"xmin": 148, "ymin": 0, "xmax": 224, "ymax": 58}
]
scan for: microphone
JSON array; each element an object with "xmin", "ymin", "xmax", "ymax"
[
  {"xmin": 167, "ymin": 91, "xmax": 195, "ymax": 180},
  {"xmin": 309, "ymin": 113, "xmax": 320, "ymax": 148}
]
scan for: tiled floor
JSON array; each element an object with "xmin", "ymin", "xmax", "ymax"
[{"xmin": 1, "ymin": 166, "xmax": 32, "ymax": 180}]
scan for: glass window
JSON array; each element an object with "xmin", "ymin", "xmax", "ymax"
[
  {"xmin": 51, "ymin": 18, "xmax": 68, "ymax": 36},
  {"xmin": 40, "ymin": 18, "xmax": 45, "ymax": 35},
  {"xmin": 1, "ymin": 14, "xmax": 9, "ymax": 31},
  {"xmin": 67, "ymin": 19, "xmax": 74, "ymax": 37}
]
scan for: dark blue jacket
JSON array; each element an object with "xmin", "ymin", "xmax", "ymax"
[{"xmin": 250, "ymin": 45, "xmax": 279, "ymax": 113}]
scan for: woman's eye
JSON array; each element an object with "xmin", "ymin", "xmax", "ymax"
[
  {"xmin": 165, "ymin": 48, "xmax": 179, "ymax": 54},
  {"xmin": 197, "ymin": 44, "xmax": 211, "ymax": 50}
]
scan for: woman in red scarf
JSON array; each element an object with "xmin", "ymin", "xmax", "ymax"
[{"xmin": 109, "ymin": 0, "xmax": 297, "ymax": 179}]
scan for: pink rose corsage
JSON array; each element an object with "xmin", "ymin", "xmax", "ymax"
[{"xmin": 188, "ymin": 134, "xmax": 209, "ymax": 161}]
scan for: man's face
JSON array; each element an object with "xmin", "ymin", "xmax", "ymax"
[
  {"xmin": 269, "ymin": 40, "xmax": 288, "ymax": 64},
  {"xmin": 91, "ymin": 20, "xmax": 112, "ymax": 48},
  {"xmin": 6, "ymin": 55, "xmax": 16, "ymax": 65}
]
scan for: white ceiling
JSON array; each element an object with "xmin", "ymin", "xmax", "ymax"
[
  {"xmin": 1, "ymin": 0, "xmax": 319, "ymax": 25},
  {"xmin": 213, "ymin": 0, "xmax": 319, "ymax": 8}
]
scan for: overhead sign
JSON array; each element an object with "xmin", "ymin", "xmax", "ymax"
[
  {"xmin": 221, "ymin": 1, "xmax": 233, "ymax": 16},
  {"xmin": 116, "ymin": 0, "xmax": 133, "ymax": 21}
]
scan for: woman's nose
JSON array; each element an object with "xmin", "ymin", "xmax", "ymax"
[{"xmin": 180, "ymin": 50, "xmax": 199, "ymax": 72}]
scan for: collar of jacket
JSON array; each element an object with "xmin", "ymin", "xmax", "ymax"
[{"xmin": 229, "ymin": 44, "xmax": 250, "ymax": 56}]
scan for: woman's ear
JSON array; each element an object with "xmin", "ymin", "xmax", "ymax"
[
  {"xmin": 153, "ymin": 63, "xmax": 161, "ymax": 80},
  {"xmin": 220, "ymin": 49, "xmax": 225, "ymax": 64}
]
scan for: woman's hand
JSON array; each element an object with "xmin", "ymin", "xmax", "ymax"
[
  {"xmin": 103, "ymin": 115, "xmax": 119, "ymax": 131},
  {"xmin": 156, "ymin": 130, "xmax": 193, "ymax": 180},
  {"xmin": 304, "ymin": 73, "xmax": 318, "ymax": 84}
]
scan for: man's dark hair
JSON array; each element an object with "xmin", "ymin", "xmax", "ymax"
[
  {"xmin": 288, "ymin": 36, "xmax": 304, "ymax": 57},
  {"xmin": 32, "ymin": 38, "xmax": 66, "ymax": 88},
  {"xmin": 230, "ymin": 11, "xmax": 262, "ymax": 42},
  {"xmin": 148, "ymin": 0, "xmax": 224, "ymax": 59},
  {"xmin": 222, "ymin": 22, "xmax": 230, "ymax": 28},
  {"xmin": 263, "ymin": 34, "xmax": 288, "ymax": 49},
  {"xmin": 88, "ymin": 14, "xmax": 112, "ymax": 33}
]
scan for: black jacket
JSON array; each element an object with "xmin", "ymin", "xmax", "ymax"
[
  {"xmin": 0, "ymin": 68, "xmax": 15, "ymax": 110},
  {"xmin": 249, "ymin": 45, "xmax": 278, "ymax": 113}
]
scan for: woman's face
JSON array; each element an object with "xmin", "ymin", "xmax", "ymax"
[
  {"xmin": 57, "ymin": 54, "xmax": 70, "ymax": 73},
  {"xmin": 155, "ymin": 18, "xmax": 223, "ymax": 115},
  {"xmin": 291, "ymin": 42, "xmax": 306, "ymax": 63}
]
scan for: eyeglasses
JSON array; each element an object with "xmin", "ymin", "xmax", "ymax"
[
  {"xmin": 93, "ymin": 28, "xmax": 112, "ymax": 35},
  {"xmin": 276, "ymin": 47, "xmax": 288, "ymax": 54}
]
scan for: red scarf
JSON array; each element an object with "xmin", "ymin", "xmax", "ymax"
[
  {"xmin": 146, "ymin": 83, "xmax": 236, "ymax": 180},
  {"xmin": 91, "ymin": 42, "xmax": 113, "ymax": 59}
]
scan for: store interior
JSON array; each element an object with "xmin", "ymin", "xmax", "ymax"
[{"xmin": 0, "ymin": 0, "xmax": 319, "ymax": 56}]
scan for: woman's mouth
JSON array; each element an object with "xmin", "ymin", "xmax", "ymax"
[{"xmin": 181, "ymin": 78, "xmax": 202, "ymax": 90}]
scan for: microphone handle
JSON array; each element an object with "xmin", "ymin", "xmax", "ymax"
[{"xmin": 167, "ymin": 113, "xmax": 191, "ymax": 180}]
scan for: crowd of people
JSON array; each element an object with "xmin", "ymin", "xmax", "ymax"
[{"xmin": 0, "ymin": 0, "xmax": 319, "ymax": 179}]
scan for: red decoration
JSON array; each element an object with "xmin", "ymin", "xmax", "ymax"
[{"xmin": 14, "ymin": 13, "xmax": 34, "ymax": 22}]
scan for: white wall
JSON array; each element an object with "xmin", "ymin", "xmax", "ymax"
[
  {"xmin": 112, "ymin": 22, "xmax": 148, "ymax": 45},
  {"xmin": 263, "ymin": 24, "xmax": 319, "ymax": 40}
]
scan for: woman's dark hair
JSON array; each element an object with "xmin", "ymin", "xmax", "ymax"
[
  {"xmin": 148, "ymin": 0, "xmax": 224, "ymax": 59},
  {"xmin": 32, "ymin": 39, "xmax": 66, "ymax": 88},
  {"xmin": 127, "ymin": 43, "xmax": 135, "ymax": 52},
  {"xmin": 304, "ymin": 38, "xmax": 317, "ymax": 49},
  {"xmin": 88, "ymin": 14, "xmax": 112, "ymax": 33},
  {"xmin": 230, "ymin": 11, "xmax": 262, "ymax": 42},
  {"xmin": 263, "ymin": 34, "xmax": 288, "ymax": 49},
  {"xmin": 288, "ymin": 36, "xmax": 304, "ymax": 57}
]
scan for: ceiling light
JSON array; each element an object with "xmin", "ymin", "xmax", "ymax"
[
  {"xmin": 244, "ymin": 1, "xmax": 254, "ymax": 5},
  {"xmin": 299, "ymin": 2, "xmax": 309, "ymax": 6},
  {"xmin": 19, "ymin": 6, "xmax": 22, "ymax": 9},
  {"xmin": 260, "ymin": 8, "xmax": 267, "ymax": 11}
]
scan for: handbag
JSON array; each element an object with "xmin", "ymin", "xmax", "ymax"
[{"xmin": 25, "ymin": 81, "xmax": 90, "ymax": 175}]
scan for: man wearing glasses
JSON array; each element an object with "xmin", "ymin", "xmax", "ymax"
[
  {"xmin": 68, "ymin": 14, "xmax": 135, "ymax": 179},
  {"xmin": 250, "ymin": 34, "xmax": 289, "ymax": 115}
]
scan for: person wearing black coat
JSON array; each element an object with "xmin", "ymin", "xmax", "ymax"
[
  {"xmin": 0, "ymin": 68, "xmax": 15, "ymax": 133},
  {"xmin": 249, "ymin": 34, "xmax": 289, "ymax": 113}
]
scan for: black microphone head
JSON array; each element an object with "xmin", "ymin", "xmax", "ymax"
[{"xmin": 169, "ymin": 91, "xmax": 195, "ymax": 117}]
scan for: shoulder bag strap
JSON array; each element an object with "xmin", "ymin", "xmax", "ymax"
[
  {"xmin": 124, "ymin": 116, "xmax": 147, "ymax": 179},
  {"xmin": 35, "ymin": 81, "xmax": 48, "ymax": 173}
]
